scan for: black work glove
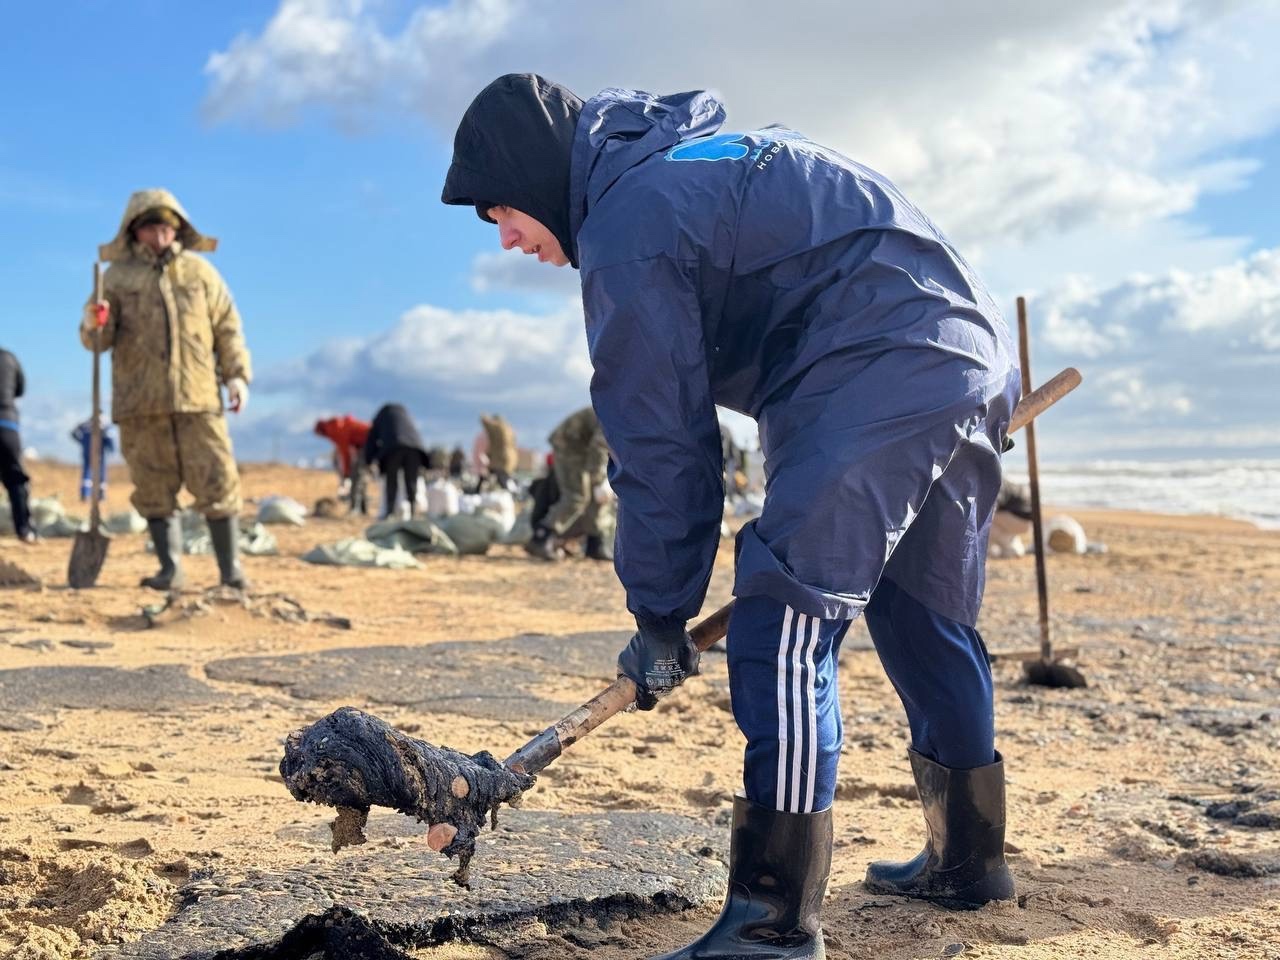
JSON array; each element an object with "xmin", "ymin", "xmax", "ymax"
[{"xmin": 618, "ymin": 619, "xmax": 700, "ymax": 711}]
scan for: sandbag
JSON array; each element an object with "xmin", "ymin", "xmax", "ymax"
[
  {"xmin": 302, "ymin": 538, "xmax": 423, "ymax": 570},
  {"xmin": 476, "ymin": 489, "xmax": 516, "ymax": 535},
  {"xmin": 503, "ymin": 508, "xmax": 534, "ymax": 546},
  {"xmin": 439, "ymin": 512, "xmax": 504, "ymax": 555},
  {"xmin": 365, "ymin": 518, "xmax": 459, "ymax": 556},
  {"xmin": 13, "ymin": 497, "xmax": 87, "ymax": 538},
  {"xmin": 172, "ymin": 510, "xmax": 279, "ymax": 556},
  {"xmin": 1046, "ymin": 515, "xmax": 1088, "ymax": 554},
  {"xmin": 257, "ymin": 495, "xmax": 308, "ymax": 526},
  {"xmin": 426, "ymin": 479, "xmax": 461, "ymax": 518},
  {"xmin": 104, "ymin": 509, "xmax": 149, "ymax": 535}
]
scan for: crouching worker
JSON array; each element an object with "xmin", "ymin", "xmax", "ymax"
[
  {"xmin": 363, "ymin": 403, "xmax": 430, "ymax": 520},
  {"xmin": 526, "ymin": 406, "xmax": 613, "ymax": 562},
  {"xmin": 314, "ymin": 414, "xmax": 371, "ymax": 515},
  {"xmin": 444, "ymin": 75, "xmax": 1021, "ymax": 958},
  {"xmin": 82, "ymin": 189, "xmax": 252, "ymax": 591}
]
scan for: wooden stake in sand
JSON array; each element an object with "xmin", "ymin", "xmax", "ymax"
[{"xmin": 1016, "ymin": 297, "xmax": 1087, "ymax": 689}]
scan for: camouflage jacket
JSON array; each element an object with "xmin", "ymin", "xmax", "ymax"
[
  {"xmin": 82, "ymin": 189, "xmax": 251, "ymax": 421},
  {"xmin": 549, "ymin": 406, "xmax": 609, "ymax": 477}
]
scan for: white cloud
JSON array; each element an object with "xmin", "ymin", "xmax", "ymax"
[
  {"xmin": 1038, "ymin": 247, "xmax": 1280, "ymax": 355},
  {"xmin": 11, "ymin": 393, "xmax": 93, "ymax": 465},
  {"xmin": 204, "ymin": 0, "xmax": 1280, "ymax": 249},
  {"xmin": 1094, "ymin": 366, "xmax": 1195, "ymax": 416},
  {"xmin": 203, "ymin": 0, "xmax": 400, "ymax": 128},
  {"xmin": 469, "ymin": 250, "xmax": 582, "ymax": 297},
  {"xmin": 258, "ymin": 297, "xmax": 592, "ymax": 446},
  {"xmin": 1023, "ymin": 245, "xmax": 1280, "ymax": 454},
  {"xmin": 250, "ymin": 243, "xmax": 1280, "ymax": 462}
]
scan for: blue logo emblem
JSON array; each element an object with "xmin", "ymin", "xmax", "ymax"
[{"xmin": 665, "ymin": 133, "xmax": 751, "ymax": 163}]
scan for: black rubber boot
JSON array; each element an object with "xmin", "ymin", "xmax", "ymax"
[
  {"xmin": 652, "ymin": 795, "xmax": 830, "ymax": 960},
  {"xmin": 864, "ymin": 750, "xmax": 1015, "ymax": 909},
  {"xmin": 208, "ymin": 516, "xmax": 249, "ymax": 590},
  {"xmin": 141, "ymin": 517, "xmax": 185, "ymax": 591},
  {"xmin": 585, "ymin": 534, "xmax": 613, "ymax": 562},
  {"xmin": 523, "ymin": 525, "xmax": 561, "ymax": 562}
]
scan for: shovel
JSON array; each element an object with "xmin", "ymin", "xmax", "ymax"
[
  {"xmin": 280, "ymin": 365, "xmax": 1082, "ymax": 885},
  {"xmin": 68, "ymin": 263, "xmax": 110, "ymax": 589}
]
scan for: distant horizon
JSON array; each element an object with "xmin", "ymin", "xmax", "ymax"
[
  {"xmin": 19, "ymin": 451, "xmax": 1280, "ymax": 533},
  {"xmin": 21, "ymin": 447, "xmax": 1280, "ymax": 470}
]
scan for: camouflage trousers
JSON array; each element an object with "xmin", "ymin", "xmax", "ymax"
[
  {"xmin": 546, "ymin": 449, "xmax": 615, "ymax": 540},
  {"xmin": 118, "ymin": 413, "xmax": 242, "ymax": 519}
]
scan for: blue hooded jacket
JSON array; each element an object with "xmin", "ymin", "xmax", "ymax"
[{"xmin": 567, "ymin": 88, "xmax": 1020, "ymax": 629}]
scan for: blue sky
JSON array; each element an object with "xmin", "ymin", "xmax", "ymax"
[{"xmin": 3, "ymin": 0, "xmax": 1280, "ymax": 466}]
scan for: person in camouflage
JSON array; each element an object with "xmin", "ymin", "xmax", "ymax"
[
  {"xmin": 479, "ymin": 413, "xmax": 517, "ymax": 488},
  {"xmin": 81, "ymin": 188, "xmax": 252, "ymax": 590},
  {"xmin": 527, "ymin": 406, "xmax": 613, "ymax": 562}
]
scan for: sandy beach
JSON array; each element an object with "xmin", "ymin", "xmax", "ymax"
[{"xmin": 1, "ymin": 459, "xmax": 1277, "ymax": 959}]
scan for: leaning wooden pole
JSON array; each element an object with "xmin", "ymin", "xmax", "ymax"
[{"xmin": 1017, "ymin": 296, "xmax": 1052, "ymax": 664}]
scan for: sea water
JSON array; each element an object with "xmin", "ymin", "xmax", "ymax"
[{"xmin": 1005, "ymin": 459, "xmax": 1280, "ymax": 530}]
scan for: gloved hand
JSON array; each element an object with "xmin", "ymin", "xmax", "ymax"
[
  {"xmin": 618, "ymin": 619, "xmax": 700, "ymax": 710},
  {"xmin": 226, "ymin": 377, "xmax": 249, "ymax": 413},
  {"xmin": 81, "ymin": 301, "xmax": 109, "ymax": 333}
]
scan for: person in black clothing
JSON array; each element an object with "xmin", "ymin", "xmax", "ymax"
[
  {"xmin": 448, "ymin": 446, "xmax": 466, "ymax": 480},
  {"xmin": 363, "ymin": 404, "xmax": 430, "ymax": 520},
  {"xmin": 0, "ymin": 348, "xmax": 34, "ymax": 543}
]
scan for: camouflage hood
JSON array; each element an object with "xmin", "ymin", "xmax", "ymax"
[{"xmin": 98, "ymin": 188, "xmax": 218, "ymax": 262}]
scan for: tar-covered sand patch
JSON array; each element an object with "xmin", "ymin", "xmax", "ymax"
[{"xmin": 0, "ymin": 460, "xmax": 1278, "ymax": 959}]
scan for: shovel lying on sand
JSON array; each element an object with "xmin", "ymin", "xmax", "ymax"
[
  {"xmin": 68, "ymin": 263, "xmax": 110, "ymax": 590},
  {"xmin": 280, "ymin": 366, "xmax": 1082, "ymax": 886}
]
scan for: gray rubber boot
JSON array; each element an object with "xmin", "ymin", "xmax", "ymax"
[
  {"xmin": 141, "ymin": 517, "xmax": 186, "ymax": 591},
  {"xmin": 208, "ymin": 515, "xmax": 249, "ymax": 590}
]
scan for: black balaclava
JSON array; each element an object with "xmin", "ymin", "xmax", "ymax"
[{"xmin": 441, "ymin": 73, "xmax": 583, "ymax": 268}]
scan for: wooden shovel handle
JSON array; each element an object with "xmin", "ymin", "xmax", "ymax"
[
  {"xmin": 1009, "ymin": 366, "xmax": 1080, "ymax": 436},
  {"xmin": 504, "ymin": 365, "xmax": 1082, "ymax": 776},
  {"xmin": 88, "ymin": 263, "xmax": 105, "ymax": 529},
  {"xmin": 503, "ymin": 603, "xmax": 734, "ymax": 775}
]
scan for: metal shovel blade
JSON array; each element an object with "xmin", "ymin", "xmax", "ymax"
[
  {"xmin": 68, "ymin": 528, "xmax": 109, "ymax": 589},
  {"xmin": 1023, "ymin": 658, "xmax": 1088, "ymax": 689},
  {"xmin": 70, "ymin": 261, "xmax": 111, "ymax": 591}
]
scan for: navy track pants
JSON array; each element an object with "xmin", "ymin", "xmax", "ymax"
[{"xmin": 727, "ymin": 578, "xmax": 995, "ymax": 814}]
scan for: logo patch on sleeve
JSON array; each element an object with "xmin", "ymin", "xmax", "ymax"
[{"xmin": 665, "ymin": 134, "xmax": 751, "ymax": 163}]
